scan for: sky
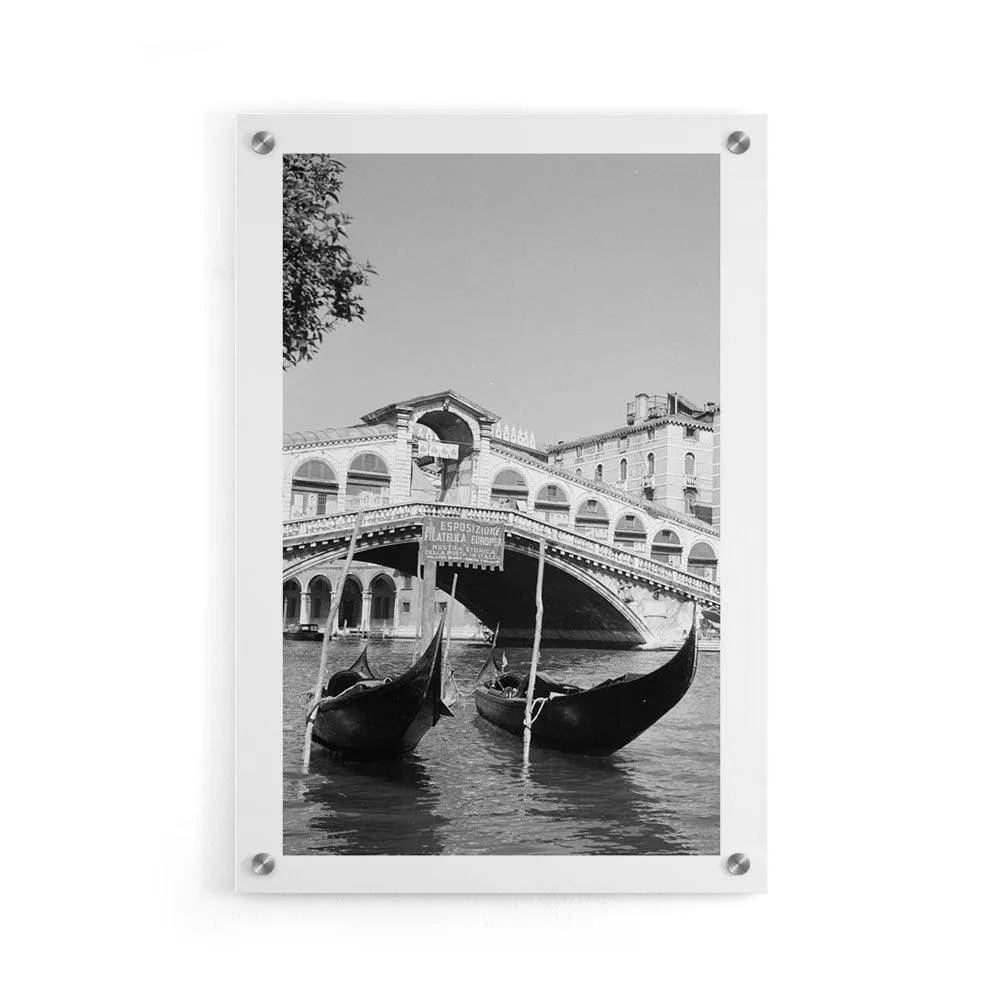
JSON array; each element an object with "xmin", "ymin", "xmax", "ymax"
[{"xmin": 283, "ymin": 154, "xmax": 719, "ymax": 444}]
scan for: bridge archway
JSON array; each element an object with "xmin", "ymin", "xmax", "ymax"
[
  {"xmin": 285, "ymin": 532, "xmax": 652, "ymax": 647},
  {"xmin": 613, "ymin": 512, "xmax": 648, "ymax": 550},
  {"xmin": 290, "ymin": 458, "xmax": 338, "ymax": 517},
  {"xmin": 687, "ymin": 541, "xmax": 718, "ymax": 581},
  {"xmin": 491, "ymin": 468, "xmax": 528, "ymax": 510},
  {"xmin": 574, "ymin": 496, "xmax": 610, "ymax": 541},
  {"xmin": 414, "ymin": 409, "xmax": 476, "ymax": 502},
  {"xmin": 651, "ymin": 529, "xmax": 682, "ymax": 567},
  {"xmin": 339, "ymin": 575, "xmax": 363, "ymax": 629},
  {"xmin": 346, "ymin": 453, "xmax": 391, "ymax": 509},
  {"xmin": 282, "ymin": 579, "xmax": 301, "ymax": 625},
  {"xmin": 306, "ymin": 575, "xmax": 332, "ymax": 624}
]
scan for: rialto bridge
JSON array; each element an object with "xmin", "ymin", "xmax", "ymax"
[{"xmin": 283, "ymin": 390, "xmax": 721, "ymax": 648}]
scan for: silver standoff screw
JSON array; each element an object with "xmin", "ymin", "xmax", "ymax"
[
  {"xmin": 726, "ymin": 852, "xmax": 751, "ymax": 876},
  {"xmin": 251, "ymin": 131, "xmax": 276, "ymax": 155},
  {"xmin": 251, "ymin": 852, "xmax": 276, "ymax": 876},
  {"xmin": 725, "ymin": 130, "xmax": 751, "ymax": 155}
]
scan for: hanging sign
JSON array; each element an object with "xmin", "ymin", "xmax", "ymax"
[
  {"xmin": 416, "ymin": 440, "xmax": 460, "ymax": 460},
  {"xmin": 422, "ymin": 516, "xmax": 505, "ymax": 569}
]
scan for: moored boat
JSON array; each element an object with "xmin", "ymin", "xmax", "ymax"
[
  {"xmin": 474, "ymin": 617, "xmax": 698, "ymax": 756},
  {"xmin": 309, "ymin": 620, "xmax": 452, "ymax": 761}
]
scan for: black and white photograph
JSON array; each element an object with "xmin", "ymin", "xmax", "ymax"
[{"xmin": 281, "ymin": 152, "xmax": 723, "ymax": 855}]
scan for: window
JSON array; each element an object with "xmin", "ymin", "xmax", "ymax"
[
  {"xmin": 575, "ymin": 468, "xmax": 582, "ymax": 477},
  {"xmin": 646, "ymin": 427, "xmax": 655, "ymax": 441},
  {"xmin": 291, "ymin": 458, "xmax": 338, "ymax": 516},
  {"xmin": 401, "ymin": 601, "xmax": 411, "ymax": 614},
  {"xmin": 684, "ymin": 426, "xmax": 697, "ymax": 439},
  {"xmin": 595, "ymin": 440, "xmax": 604, "ymax": 455},
  {"xmin": 613, "ymin": 513, "xmax": 647, "ymax": 550},
  {"xmin": 619, "ymin": 458, "xmax": 628, "ymax": 482},
  {"xmin": 685, "ymin": 452, "xmax": 696, "ymax": 476},
  {"xmin": 575, "ymin": 445, "xmax": 583, "ymax": 460},
  {"xmin": 595, "ymin": 463, "xmax": 603, "ymax": 482},
  {"xmin": 490, "ymin": 468, "xmax": 529, "ymax": 509},
  {"xmin": 345, "ymin": 453, "xmax": 391, "ymax": 506},
  {"xmin": 437, "ymin": 602, "xmax": 447, "ymax": 614},
  {"xmin": 651, "ymin": 529, "xmax": 682, "ymax": 567},
  {"xmin": 647, "ymin": 453, "xmax": 655, "ymax": 476}
]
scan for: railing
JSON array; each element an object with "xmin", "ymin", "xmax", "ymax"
[{"xmin": 284, "ymin": 501, "xmax": 720, "ymax": 601}]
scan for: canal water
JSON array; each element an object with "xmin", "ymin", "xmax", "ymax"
[{"xmin": 283, "ymin": 639, "xmax": 719, "ymax": 855}]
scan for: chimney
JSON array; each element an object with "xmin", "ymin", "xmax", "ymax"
[{"xmin": 634, "ymin": 392, "xmax": 650, "ymax": 423}]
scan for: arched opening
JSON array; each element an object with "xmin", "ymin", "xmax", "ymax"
[
  {"xmin": 687, "ymin": 541, "xmax": 718, "ymax": 581},
  {"xmin": 574, "ymin": 497, "xmax": 610, "ymax": 540},
  {"xmin": 684, "ymin": 452, "xmax": 696, "ymax": 476},
  {"xmin": 619, "ymin": 458, "xmax": 628, "ymax": 483},
  {"xmin": 282, "ymin": 579, "xmax": 301, "ymax": 625},
  {"xmin": 647, "ymin": 453, "xmax": 655, "ymax": 476},
  {"xmin": 413, "ymin": 410, "xmax": 476, "ymax": 503},
  {"xmin": 339, "ymin": 576, "xmax": 362, "ymax": 629},
  {"xmin": 307, "ymin": 576, "xmax": 332, "ymax": 624},
  {"xmin": 651, "ymin": 529, "xmax": 682, "ymax": 566},
  {"xmin": 346, "ymin": 453, "xmax": 391, "ymax": 509},
  {"xmin": 491, "ymin": 468, "xmax": 528, "ymax": 510},
  {"xmin": 534, "ymin": 483, "xmax": 571, "ymax": 525},
  {"xmin": 290, "ymin": 459, "xmax": 338, "ymax": 517},
  {"xmin": 369, "ymin": 575, "xmax": 397, "ymax": 631},
  {"xmin": 613, "ymin": 513, "xmax": 647, "ymax": 550}
]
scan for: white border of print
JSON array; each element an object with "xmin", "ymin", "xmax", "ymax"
[{"xmin": 235, "ymin": 114, "xmax": 766, "ymax": 894}]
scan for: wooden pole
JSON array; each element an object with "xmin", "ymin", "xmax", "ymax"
[
  {"xmin": 522, "ymin": 541, "xmax": 546, "ymax": 765},
  {"xmin": 412, "ymin": 540, "xmax": 424, "ymax": 665},
  {"xmin": 302, "ymin": 510, "xmax": 363, "ymax": 773},
  {"xmin": 419, "ymin": 552, "xmax": 438, "ymax": 662},
  {"xmin": 442, "ymin": 573, "xmax": 459, "ymax": 706}
]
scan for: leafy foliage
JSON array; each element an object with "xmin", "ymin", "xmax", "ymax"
[{"xmin": 282, "ymin": 155, "xmax": 375, "ymax": 368}]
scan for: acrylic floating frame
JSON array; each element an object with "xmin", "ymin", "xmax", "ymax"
[{"xmin": 235, "ymin": 113, "xmax": 766, "ymax": 893}]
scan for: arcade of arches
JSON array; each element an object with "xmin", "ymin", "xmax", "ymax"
[{"xmin": 283, "ymin": 562, "xmax": 484, "ymax": 639}]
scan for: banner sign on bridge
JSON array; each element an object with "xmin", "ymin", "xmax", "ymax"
[
  {"xmin": 416, "ymin": 439, "xmax": 460, "ymax": 460},
  {"xmin": 422, "ymin": 516, "xmax": 505, "ymax": 570}
]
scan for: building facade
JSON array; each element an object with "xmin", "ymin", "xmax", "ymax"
[
  {"xmin": 544, "ymin": 392, "xmax": 720, "ymax": 527},
  {"xmin": 283, "ymin": 559, "xmax": 487, "ymax": 640},
  {"xmin": 282, "ymin": 389, "xmax": 720, "ymax": 644}
]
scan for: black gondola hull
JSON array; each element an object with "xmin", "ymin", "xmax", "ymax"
[
  {"xmin": 311, "ymin": 625, "xmax": 449, "ymax": 761},
  {"xmin": 474, "ymin": 624, "xmax": 698, "ymax": 756}
]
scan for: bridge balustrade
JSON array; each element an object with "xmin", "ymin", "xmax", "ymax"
[{"xmin": 284, "ymin": 500, "xmax": 720, "ymax": 602}]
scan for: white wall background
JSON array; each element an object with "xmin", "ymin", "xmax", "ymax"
[{"xmin": 3, "ymin": 3, "xmax": 997, "ymax": 997}]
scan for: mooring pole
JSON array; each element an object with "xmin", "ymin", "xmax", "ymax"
[
  {"xmin": 522, "ymin": 540, "xmax": 546, "ymax": 766},
  {"xmin": 303, "ymin": 509, "xmax": 363, "ymax": 773},
  {"xmin": 442, "ymin": 572, "xmax": 460, "ymax": 706}
]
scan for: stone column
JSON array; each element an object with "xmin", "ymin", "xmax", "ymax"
[
  {"xmin": 299, "ymin": 593, "xmax": 312, "ymax": 626},
  {"xmin": 391, "ymin": 592, "xmax": 401, "ymax": 637},
  {"xmin": 361, "ymin": 591, "xmax": 373, "ymax": 634},
  {"xmin": 475, "ymin": 419, "xmax": 495, "ymax": 506},
  {"xmin": 389, "ymin": 407, "xmax": 414, "ymax": 504}
]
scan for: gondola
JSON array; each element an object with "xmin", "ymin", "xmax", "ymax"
[
  {"xmin": 309, "ymin": 620, "xmax": 452, "ymax": 761},
  {"xmin": 473, "ymin": 617, "xmax": 698, "ymax": 756}
]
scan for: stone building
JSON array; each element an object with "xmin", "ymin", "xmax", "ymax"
[
  {"xmin": 544, "ymin": 392, "xmax": 720, "ymax": 528},
  {"xmin": 282, "ymin": 559, "xmax": 488, "ymax": 639},
  {"xmin": 282, "ymin": 389, "xmax": 721, "ymax": 645}
]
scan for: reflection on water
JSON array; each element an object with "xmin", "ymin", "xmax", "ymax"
[{"xmin": 284, "ymin": 639, "xmax": 719, "ymax": 855}]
